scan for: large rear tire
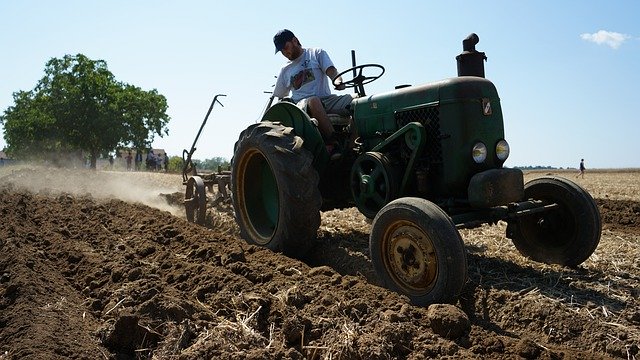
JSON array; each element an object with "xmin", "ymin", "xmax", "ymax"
[
  {"xmin": 507, "ymin": 176, "xmax": 601, "ymax": 267},
  {"xmin": 370, "ymin": 197, "xmax": 468, "ymax": 306},
  {"xmin": 231, "ymin": 122, "xmax": 322, "ymax": 257}
]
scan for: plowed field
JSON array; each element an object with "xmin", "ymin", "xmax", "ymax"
[{"xmin": 1, "ymin": 166, "xmax": 638, "ymax": 359}]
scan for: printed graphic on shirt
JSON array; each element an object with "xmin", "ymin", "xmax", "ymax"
[{"xmin": 291, "ymin": 69, "xmax": 315, "ymax": 90}]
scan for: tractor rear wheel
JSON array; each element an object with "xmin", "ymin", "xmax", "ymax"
[
  {"xmin": 370, "ymin": 197, "xmax": 468, "ymax": 306},
  {"xmin": 507, "ymin": 176, "xmax": 601, "ymax": 267},
  {"xmin": 232, "ymin": 122, "xmax": 322, "ymax": 257}
]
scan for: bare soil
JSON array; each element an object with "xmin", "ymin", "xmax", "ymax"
[{"xmin": 0, "ymin": 166, "xmax": 638, "ymax": 359}]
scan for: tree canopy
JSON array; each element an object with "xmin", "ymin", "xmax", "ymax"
[
  {"xmin": 0, "ymin": 54, "xmax": 170, "ymax": 168},
  {"xmin": 193, "ymin": 157, "xmax": 231, "ymax": 171}
]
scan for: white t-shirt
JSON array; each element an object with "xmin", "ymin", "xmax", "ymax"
[{"xmin": 273, "ymin": 48, "xmax": 334, "ymax": 103}]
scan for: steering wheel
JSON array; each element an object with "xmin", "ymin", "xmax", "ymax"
[{"xmin": 333, "ymin": 64, "xmax": 385, "ymax": 95}]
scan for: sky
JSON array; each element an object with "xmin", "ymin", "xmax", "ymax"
[{"xmin": 1, "ymin": 1, "xmax": 639, "ymax": 169}]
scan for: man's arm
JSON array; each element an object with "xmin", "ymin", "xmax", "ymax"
[
  {"xmin": 273, "ymin": 68, "xmax": 291, "ymax": 99},
  {"xmin": 325, "ymin": 66, "xmax": 346, "ymax": 91}
]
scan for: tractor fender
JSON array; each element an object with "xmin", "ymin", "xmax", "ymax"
[{"xmin": 262, "ymin": 101, "xmax": 329, "ymax": 170}]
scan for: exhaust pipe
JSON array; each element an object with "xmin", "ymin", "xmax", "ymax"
[{"xmin": 456, "ymin": 33, "xmax": 487, "ymax": 78}]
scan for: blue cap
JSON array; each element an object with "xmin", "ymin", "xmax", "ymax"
[{"xmin": 273, "ymin": 29, "xmax": 295, "ymax": 54}]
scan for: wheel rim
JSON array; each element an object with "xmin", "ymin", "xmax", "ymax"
[
  {"xmin": 526, "ymin": 208, "xmax": 573, "ymax": 247},
  {"xmin": 382, "ymin": 220, "xmax": 438, "ymax": 294},
  {"xmin": 520, "ymin": 187, "xmax": 576, "ymax": 249},
  {"xmin": 237, "ymin": 148, "xmax": 279, "ymax": 244}
]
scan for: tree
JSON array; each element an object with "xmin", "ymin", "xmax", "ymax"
[
  {"xmin": 193, "ymin": 157, "xmax": 230, "ymax": 171},
  {"xmin": 0, "ymin": 54, "xmax": 170, "ymax": 168},
  {"xmin": 1, "ymin": 89, "xmax": 59, "ymax": 157},
  {"xmin": 166, "ymin": 155, "xmax": 184, "ymax": 173}
]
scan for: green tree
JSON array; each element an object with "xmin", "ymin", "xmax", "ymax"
[
  {"xmin": 0, "ymin": 54, "xmax": 170, "ymax": 168},
  {"xmin": 193, "ymin": 157, "xmax": 230, "ymax": 171},
  {"xmin": 1, "ymin": 89, "xmax": 59, "ymax": 157},
  {"xmin": 167, "ymin": 155, "xmax": 184, "ymax": 173}
]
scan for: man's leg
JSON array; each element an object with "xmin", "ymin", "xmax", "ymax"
[
  {"xmin": 322, "ymin": 94, "xmax": 357, "ymax": 148},
  {"xmin": 306, "ymin": 96, "xmax": 335, "ymax": 143}
]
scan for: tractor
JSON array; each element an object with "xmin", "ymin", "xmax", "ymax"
[{"xmin": 188, "ymin": 33, "xmax": 601, "ymax": 306}]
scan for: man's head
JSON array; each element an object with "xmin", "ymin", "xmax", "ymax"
[{"xmin": 273, "ymin": 29, "xmax": 302, "ymax": 60}]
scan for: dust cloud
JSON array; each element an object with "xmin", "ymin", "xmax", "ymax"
[{"xmin": 0, "ymin": 164, "xmax": 185, "ymax": 216}]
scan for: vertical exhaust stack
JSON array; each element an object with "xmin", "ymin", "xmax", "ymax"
[{"xmin": 456, "ymin": 33, "xmax": 487, "ymax": 78}]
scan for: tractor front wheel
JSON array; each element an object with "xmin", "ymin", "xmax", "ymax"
[
  {"xmin": 370, "ymin": 197, "xmax": 468, "ymax": 306},
  {"xmin": 231, "ymin": 122, "xmax": 322, "ymax": 258},
  {"xmin": 507, "ymin": 176, "xmax": 601, "ymax": 267}
]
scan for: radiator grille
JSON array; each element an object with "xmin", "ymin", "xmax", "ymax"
[{"xmin": 395, "ymin": 106, "xmax": 443, "ymax": 164}]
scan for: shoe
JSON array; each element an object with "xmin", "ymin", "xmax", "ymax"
[{"xmin": 325, "ymin": 143, "xmax": 342, "ymax": 160}]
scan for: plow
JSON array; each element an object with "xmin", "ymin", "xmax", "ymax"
[{"xmin": 182, "ymin": 94, "xmax": 231, "ymax": 224}]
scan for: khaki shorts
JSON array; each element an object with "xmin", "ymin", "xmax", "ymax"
[{"xmin": 297, "ymin": 94, "xmax": 355, "ymax": 116}]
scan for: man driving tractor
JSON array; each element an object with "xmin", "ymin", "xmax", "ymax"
[{"xmin": 272, "ymin": 29, "xmax": 354, "ymax": 159}]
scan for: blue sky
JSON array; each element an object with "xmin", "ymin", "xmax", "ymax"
[{"xmin": 1, "ymin": 1, "xmax": 639, "ymax": 169}]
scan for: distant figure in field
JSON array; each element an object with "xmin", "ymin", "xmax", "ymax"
[
  {"xmin": 126, "ymin": 151, "xmax": 133, "ymax": 171},
  {"xmin": 135, "ymin": 151, "xmax": 143, "ymax": 171},
  {"xmin": 155, "ymin": 152, "xmax": 163, "ymax": 171},
  {"xmin": 576, "ymin": 158, "xmax": 585, "ymax": 179},
  {"xmin": 164, "ymin": 153, "xmax": 169, "ymax": 172},
  {"xmin": 146, "ymin": 150, "xmax": 155, "ymax": 171}
]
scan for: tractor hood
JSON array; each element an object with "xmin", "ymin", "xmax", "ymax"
[{"xmin": 350, "ymin": 76, "xmax": 500, "ymax": 121}]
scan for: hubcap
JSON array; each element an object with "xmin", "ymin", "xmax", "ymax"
[{"xmin": 384, "ymin": 221, "xmax": 437, "ymax": 293}]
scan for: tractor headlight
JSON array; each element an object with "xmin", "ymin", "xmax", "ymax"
[
  {"xmin": 472, "ymin": 142, "xmax": 487, "ymax": 163},
  {"xmin": 496, "ymin": 140, "xmax": 510, "ymax": 161}
]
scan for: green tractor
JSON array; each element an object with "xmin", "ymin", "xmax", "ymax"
[{"xmin": 230, "ymin": 34, "xmax": 601, "ymax": 306}]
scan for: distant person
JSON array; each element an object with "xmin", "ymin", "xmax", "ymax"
[
  {"xmin": 108, "ymin": 155, "xmax": 114, "ymax": 170},
  {"xmin": 576, "ymin": 158, "xmax": 586, "ymax": 179},
  {"xmin": 155, "ymin": 152, "xmax": 163, "ymax": 171},
  {"xmin": 146, "ymin": 150, "xmax": 155, "ymax": 171},
  {"xmin": 126, "ymin": 151, "xmax": 133, "ymax": 171},
  {"xmin": 164, "ymin": 153, "xmax": 169, "ymax": 172},
  {"xmin": 135, "ymin": 151, "xmax": 143, "ymax": 171}
]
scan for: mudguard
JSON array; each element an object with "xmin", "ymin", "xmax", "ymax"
[{"xmin": 262, "ymin": 102, "xmax": 329, "ymax": 170}]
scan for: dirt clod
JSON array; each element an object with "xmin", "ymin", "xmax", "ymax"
[{"xmin": 427, "ymin": 303, "xmax": 470, "ymax": 339}]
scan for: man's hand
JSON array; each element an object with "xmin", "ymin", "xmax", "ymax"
[{"xmin": 326, "ymin": 66, "xmax": 345, "ymax": 91}]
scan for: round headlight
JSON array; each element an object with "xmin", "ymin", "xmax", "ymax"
[
  {"xmin": 496, "ymin": 140, "xmax": 510, "ymax": 161},
  {"xmin": 472, "ymin": 142, "xmax": 487, "ymax": 163}
]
